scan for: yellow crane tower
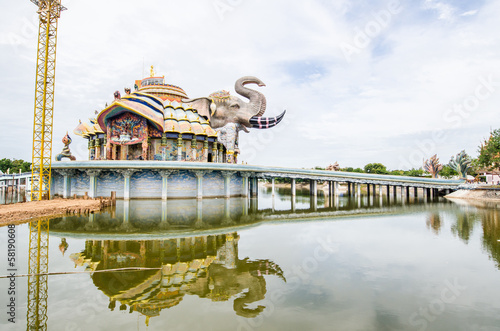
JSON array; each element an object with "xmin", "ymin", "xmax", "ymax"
[
  {"xmin": 28, "ymin": 1, "xmax": 65, "ymax": 330},
  {"xmin": 30, "ymin": 0, "xmax": 65, "ymax": 201}
]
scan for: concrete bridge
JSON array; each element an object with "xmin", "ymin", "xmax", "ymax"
[{"xmin": 50, "ymin": 161, "xmax": 462, "ymax": 202}]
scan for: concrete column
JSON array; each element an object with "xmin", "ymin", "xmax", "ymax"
[
  {"xmin": 190, "ymin": 170, "xmax": 211, "ymax": 200},
  {"xmin": 367, "ymin": 184, "xmax": 371, "ymax": 196},
  {"xmin": 250, "ymin": 176, "xmax": 259, "ymax": 198},
  {"xmin": 406, "ymin": 187, "xmax": 410, "ymax": 200},
  {"xmin": 85, "ymin": 170, "xmax": 102, "ymax": 199},
  {"xmin": 334, "ymin": 182, "xmax": 339, "ymax": 196},
  {"xmin": 378, "ymin": 185, "xmax": 383, "ymax": 197},
  {"xmin": 356, "ymin": 183, "xmax": 361, "ymax": 197},
  {"xmin": 311, "ymin": 180, "xmax": 317, "ymax": 198},
  {"xmin": 291, "ymin": 178, "xmax": 296, "ymax": 197},
  {"xmin": 58, "ymin": 169, "xmax": 74, "ymax": 199},
  {"xmin": 157, "ymin": 170, "xmax": 176, "ymax": 201},
  {"xmin": 221, "ymin": 171, "xmax": 236, "ymax": 198},
  {"xmin": 393, "ymin": 186, "xmax": 397, "ymax": 199},
  {"xmin": 117, "ymin": 169, "xmax": 137, "ymax": 201},
  {"xmin": 240, "ymin": 172, "xmax": 250, "ymax": 197},
  {"xmin": 271, "ymin": 178, "xmax": 275, "ymax": 197},
  {"xmin": 414, "ymin": 187, "xmax": 418, "ymax": 198}
]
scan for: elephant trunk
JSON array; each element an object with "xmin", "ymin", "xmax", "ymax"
[{"xmin": 235, "ymin": 76, "xmax": 267, "ymax": 117}]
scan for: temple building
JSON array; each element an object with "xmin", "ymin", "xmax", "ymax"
[
  {"xmin": 74, "ymin": 67, "xmax": 285, "ymax": 164},
  {"xmin": 74, "ymin": 68, "xmax": 224, "ymax": 162}
]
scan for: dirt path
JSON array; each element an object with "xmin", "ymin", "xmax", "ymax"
[{"xmin": 0, "ymin": 199, "xmax": 108, "ymax": 226}]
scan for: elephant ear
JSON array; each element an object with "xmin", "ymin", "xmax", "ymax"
[{"xmin": 182, "ymin": 97, "xmax": 213, "ymax": 121}]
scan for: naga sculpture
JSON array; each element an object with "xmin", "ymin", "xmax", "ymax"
[
  {"xmin": 55, "ymin": 132, "xmax": 76, "ymax": 161},
  {"xmin": 183, "ymin": 76, "xmax": 285, "ymax": 163},
  {"xmin": 449, "ymin": 150, "xmax": 471, "ymax": 180},
  {"xmin": 423, "ymin": 154, "xmax": 443, "ymax": 178}
]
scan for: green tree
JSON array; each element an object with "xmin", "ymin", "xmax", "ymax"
[
  {"xmin": 440, "ymin": 165, "xmax": 458, "ymax": 179},
  {"xmin": 477, "ymin": 129, "xmax": 500, "ymax": 170},
  {"xmin": 0, "ymin": 158, "xmax": 31, "ymax": 174},
  {"xmin": 364, "ymin": 163, "xmax": 388, "ymax": 174}
]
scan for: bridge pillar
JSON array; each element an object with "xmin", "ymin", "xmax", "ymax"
[
  {"xmin": 250, "ymin": 177, "xmax": 258, "ymax": 198},
  {"xmin": 190, "ymin": 170, "xmax": 211, "ymax": 200},
  {"xmin": 271, "ymin": 178, "xmax": 275, "ymax": 197},
  {"xmin": 85, "ymin": 169, "xmax": 102, "ymax": 199},
  {"xmin": 291, "ymin": 178, "xmax": 296, "ymax": 197},
  {"xmin": 414, "ymin": 187, "xmax": 418, "ymax": 198},
  {"xmin": 240, "ymin": 172, "xmax": 250, "ymax": 197},
  {"xmin": 393, "ymin": 186, "xmax": 397, "ymax": 199},
  {"xmin": 221, "ymin": 171, "xmax": 236, "ymax": 198},
  {"xmin": 334, "ymin": 182, "xmax": 339, "ymax": 196},
  {"xmin": 347, "ymin": 182, "xmax": 351, "ymax": 196},
  {"xmin": 367, "ymin": 184, "xmax": 371, "ymax": 196},
  {"xmin": 157, "ymin": 170, "xmax": 175, "ymax": 200},
  {"xmin": 310, "ymin": 180, "xmax": 317, "ymax": 197},
  {"xmin": 356, "ymin": 183, "xmax": 361, "ymax": 197},
  {"xmin": 406, "ymin": 186, "xmax": 410, "ymax": 200}
]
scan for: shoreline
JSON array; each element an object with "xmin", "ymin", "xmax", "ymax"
[
  {"xmin": 0, "ymin": 198, "xmax": 113, "ymax": 226},
  {"xmin": 445, "ymin": 188, "xmax": 500, "ymax": 202}
]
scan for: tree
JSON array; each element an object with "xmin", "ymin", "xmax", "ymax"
[
  {"xmin": 440, "ymin": 165, "xmax": 458, "ymax": 179},
  {"xmin": 448, "ymin": 150, "xmax": 471, "ymax": 179},
  {"xmin": 477, "ymin": 129, "xmax": 500, "ymax": 170},
  {"xmin": 364, "ymin": 163, "xmax": 388, "ymax": 174},
  {"xmin": 0, "ymin": 158, "xmax": 31, "ymax": 174}
]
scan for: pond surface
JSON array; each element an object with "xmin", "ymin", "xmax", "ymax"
[{"xmin": 1, "ymin": 187, "xmax": 500, "ymax": 331}]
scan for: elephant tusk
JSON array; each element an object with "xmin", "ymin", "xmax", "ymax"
[{"xmin": 249, "ymin": 110, "xmax": 286, "ymax": 129}]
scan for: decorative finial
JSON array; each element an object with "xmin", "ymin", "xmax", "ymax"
[{"xmin": 150, "ymin": 65, "xmax": 155, "ymax": 77}]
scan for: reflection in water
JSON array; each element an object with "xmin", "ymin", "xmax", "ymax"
[
  {"xmin": 451, "ymin": 212, "xmax": 477, "ymax": 244},
  {"xmin": 16, "ymin": 192, "xmax": 500, "ymax": 330},
  {"xmin": 70, "ymin": 232, "xmax": 284, "ymax": 324},
  {"xmin": 426, "ymin": 213, "xmax": 442, "ymax": 235}
]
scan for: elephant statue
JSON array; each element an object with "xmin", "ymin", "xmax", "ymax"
[{"xmin": 183, "ymin": 76, "xmax": 285, "ymax": 163}]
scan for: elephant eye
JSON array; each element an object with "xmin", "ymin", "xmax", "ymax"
[{"xmin": 230, "ymin": 103, "xmax": 240, "ymax": 109}]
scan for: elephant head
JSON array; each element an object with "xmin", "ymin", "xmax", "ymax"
[{"xmin": 182, "ymin": 76, "xmax": 285, "ymax": 132}]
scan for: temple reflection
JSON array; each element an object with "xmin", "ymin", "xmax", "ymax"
[{"xmin": 70, "ymin": 232, "xmax": 285, "ymax": 323}]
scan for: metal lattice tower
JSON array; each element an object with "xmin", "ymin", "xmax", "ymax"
[
  {"xmin": 30, "ymin": 0, "xmax": 66, "ymax": 201},
  {"xmin": 27, "ymin": 219, "xmax": 50, "ymax": 330}
]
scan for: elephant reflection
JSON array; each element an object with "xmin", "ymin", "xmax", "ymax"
[{"xmin": 70, "ymin": 233, "xmax": 285, "ymax": 322}]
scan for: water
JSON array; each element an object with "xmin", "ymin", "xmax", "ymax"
[{"xmin": 1, "ymin": 188, "xmax": 500, "ymax": 330}]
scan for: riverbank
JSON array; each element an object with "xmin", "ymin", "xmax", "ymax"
[
  {"xmin": 0, "ymin": 198, "xmax": 112, "ymax": 226},
  {"xmin": 445, "ymin": 188, "xmax": 500, "ymax": 201}
]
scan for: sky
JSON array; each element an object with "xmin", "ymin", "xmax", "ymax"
[{"xmin": 1, "ymin": 0, "xmax": 500, "ymax": 170}]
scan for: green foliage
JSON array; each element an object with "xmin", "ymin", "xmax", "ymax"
[
  {"xmin": 404, "ymin": 168, "xmax": 425, "ymax": 177},
  {"xmin": 0, "ymin": 158, "xmax": 31, "ymax": 174},
  {"xmin": 364, "ymin": 163, "xmax": 388, "ymax": 174},
  {"xmin": 440, "ymin": 165, "xmax": 458, "ymax": 179},
  {"xmin": 477, "ymin": 128, "xmax": 500, "ymax": 170}
]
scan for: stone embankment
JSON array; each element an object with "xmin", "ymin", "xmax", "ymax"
[
  {"xmin": 0, "ymin": 197, "xmax": 114, "ymax": 226},
  {"xmin": 445, "ymin": 188, "xmax": 500, "ymax": 201}
]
